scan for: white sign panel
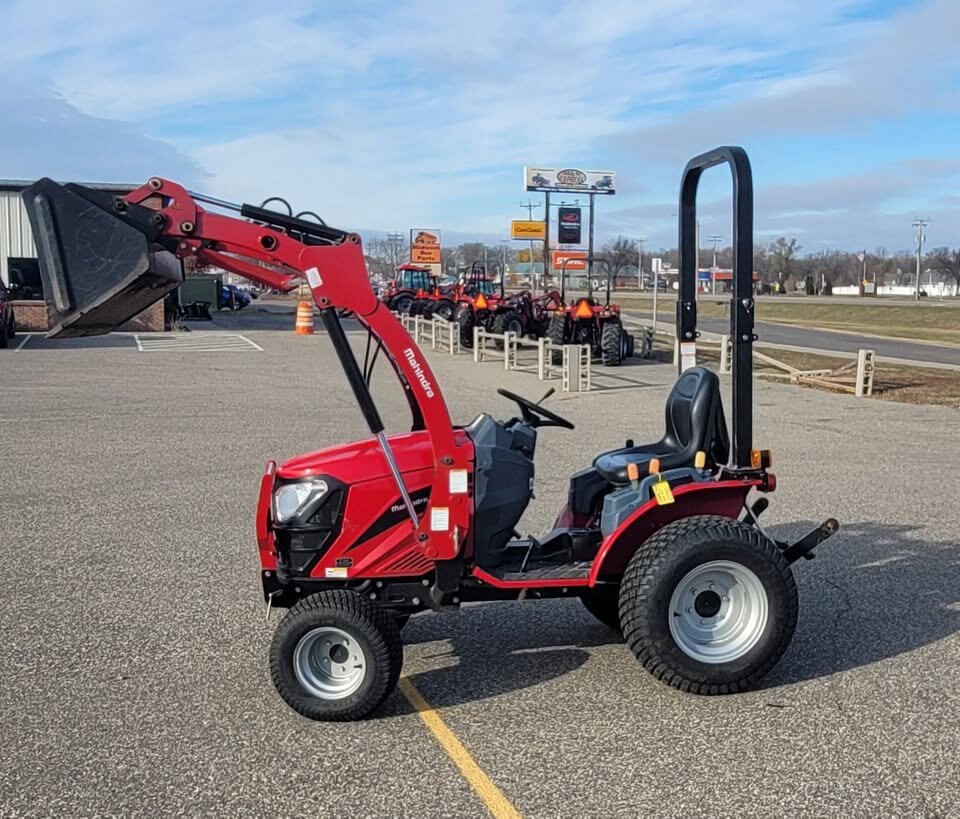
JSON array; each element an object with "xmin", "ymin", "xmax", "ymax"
[{"xmin": 525, "ymin": 167, "xmax": 616, "ymax": 195}]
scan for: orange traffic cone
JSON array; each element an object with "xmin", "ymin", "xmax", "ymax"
[{"xmin": 295, "ymin": 300, "xmax": 314, "ymax": 335}]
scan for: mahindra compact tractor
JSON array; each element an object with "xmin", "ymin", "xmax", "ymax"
[
  {"xmin": 379, "ymin": 263, "xmax": 436, "ymax": 314},
  {"xmin": 453, "ymin": 261, "xmax": 505, "ymax": 346},
  {"xmin": 22, "ymin": 146, "xmax": 838, "ymax": 722},
  {"xmin": 546, "ymin": 257, "xmax": 634, "ymax": 365}
]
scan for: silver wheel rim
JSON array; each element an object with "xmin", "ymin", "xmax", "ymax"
[
  {"xmin": 293, "ymin": 626, "xmax": 367, "ymax": 700},
  {"xmin": 668, "ymin": 560, "xmax": 769, "ymax": 664}
]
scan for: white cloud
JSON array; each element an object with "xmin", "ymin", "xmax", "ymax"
[{"xmin": 0, "ymin": 0, "xmax": 957, "ymax": 249}]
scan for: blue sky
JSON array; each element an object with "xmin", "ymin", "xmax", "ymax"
[{"xmin": 1, "ymin": 0, "xmax": 958, "ymax": 253}]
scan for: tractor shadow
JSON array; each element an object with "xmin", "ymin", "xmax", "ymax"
[
  {"xmin": 763, "ymin": 519, "xmax": 960, "ymax": 687},
  {"xmin": 381, "ymin": 600, "xmax": 621, "ymax": 715},
  {"xmin": 382, "ymin": 519, "xmax": 960, "ymax": 713}
]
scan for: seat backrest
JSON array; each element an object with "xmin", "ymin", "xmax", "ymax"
[{"xmin": 663, "ymin": 367, "xmax": 729, "ymax": 466}]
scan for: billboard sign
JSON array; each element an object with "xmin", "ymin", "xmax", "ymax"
[
  {"xmin": 525, "ymin": 167, "xmax": 616, "ymax": 194},
  {"xmin": 511, "ymin": 220, "xmax": 546, "ymax": 240},
  {"xmin": 410, "ymin": 229, "xmax": 441, "ymax": 265},
  {"xmin": 557, "ymin": 207, "xmax": 582, "ymax": 244},
  {"xmin": 551, "ymin": 250, "xmax": 587, "ymax": 271}
]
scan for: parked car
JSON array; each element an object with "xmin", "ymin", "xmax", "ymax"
[
  {"xmin": 219, "ymin": 283, "xmax": 252, "ymax": 311},
  {"xmin": 0, "ymin": 284, "xmax": 16, "ymax": 348}
]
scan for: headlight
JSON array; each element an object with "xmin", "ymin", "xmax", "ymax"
[{"xmin": 273, "ymin": 479, "xmax": 329, "ymax": 523}]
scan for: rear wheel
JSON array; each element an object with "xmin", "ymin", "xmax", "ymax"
[
  {"xmin": 619, "ymin": 515, "xmax": 798, "ymax": 695},
  {"xmin": 389, "ymin": 293, "xmax": 414, "ymax": 314},
  {"xmin": 600, "ymin": 320, "xmax": 625, "ymax": 366},
  {"xmin": 456, "ymin": 305, "xmax": 475, "ymax": 347},
  {"xmin": 546, "ymin": 313, "xmax": 566, "ymax": 365},
  {"xmin": 270, "ymin": 590, "xmax": 403, "ymax": 721}
]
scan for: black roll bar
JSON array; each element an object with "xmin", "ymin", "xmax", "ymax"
[
  {"xmin": 677, "ymin": 146, "xmax": 755, "ymax": 469},
  {"xmin": 559, "ymin": 256, "xmax": 611, "ymax": 305}
]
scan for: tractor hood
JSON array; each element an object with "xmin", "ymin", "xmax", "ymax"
[{"xmin": 277, "ymin": 429, "xmax": 471, "ymax": 482}]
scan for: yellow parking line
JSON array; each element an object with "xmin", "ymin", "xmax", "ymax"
[{"xmin": 398, "ymin": 676, "xmax": 522, "ymax": 819}]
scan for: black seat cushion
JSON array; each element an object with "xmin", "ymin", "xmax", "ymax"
[{"xmin": 593, "ymin": 367, "xmax": 729, "ymax": 485}]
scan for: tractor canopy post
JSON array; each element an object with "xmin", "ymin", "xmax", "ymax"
[{"xmin": 677, "ymin": 146, "xmax": 755, "ymax": 469}]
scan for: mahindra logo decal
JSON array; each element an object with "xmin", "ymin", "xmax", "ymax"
[{"xmin": 403, "ymin": 348, "xmax": 435, "ymax": 398}]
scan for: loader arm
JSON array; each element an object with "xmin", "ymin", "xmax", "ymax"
[{"xmin": 22, "ymin": 176, "xmax": 471, "ymax": 562}]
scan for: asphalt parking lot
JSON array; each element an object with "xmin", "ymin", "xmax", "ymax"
[{"xmin": 2, "ymin": 309, "xmax": 960, "ymax": 817}]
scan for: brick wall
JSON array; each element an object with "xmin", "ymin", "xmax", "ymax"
[{"xmin": 12, "ymin": 300, "xmax": 164, "ymax": 333}]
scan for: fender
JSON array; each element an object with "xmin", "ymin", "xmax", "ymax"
[{"xmin": 587, "ymin": 480, "xmax": 759, "ymax": 585}]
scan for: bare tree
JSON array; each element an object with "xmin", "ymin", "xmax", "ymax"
[
  {"xmin": 927, "ymin": 247, "xmax": 960, "ymax": 296},
  {"xmin": 599, "ymin": 235, "xmax": 639, "ymax": 286},
  {"xmin": 366, "ymin": 236, "xmax": 409, "ymax": 275},
  {"xmin": 769, "ymin": 237, "xmax": 801, "ymax": 277}
]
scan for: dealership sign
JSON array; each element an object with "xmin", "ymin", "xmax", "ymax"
[
  {"xmin": 557, "ymin": 207, "xmax": 582, "ymax": 244},
  {"xmin": 525, "ymin": 167, "xmax": 616, "ymax": 194},
  {"xmin": 551, "ymin": 250, "xmax": 588, "ymax": 271},
  {"xmin": 410, "ymin": 228, "xmax": 441, "ymax": 265},
  {"xmin": 510, "ymin": 220, "xmax": 546, "ymax": 240}
]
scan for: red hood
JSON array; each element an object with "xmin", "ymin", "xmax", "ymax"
[{"xmin": 277, "ymin": 429, "xmax": 471, "ymax": 482}]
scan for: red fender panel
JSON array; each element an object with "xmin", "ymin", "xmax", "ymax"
[{"xmin": 588, "ymin": 481, "xmax": 757, "ymax": 585}]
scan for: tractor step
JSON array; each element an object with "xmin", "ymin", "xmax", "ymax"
[{"xmin": 488, "ymin": 559, "xmax": 593, "ymax": 582}]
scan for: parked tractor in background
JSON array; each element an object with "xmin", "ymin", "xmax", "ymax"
[
  {"xmin": 379, "ymin": 264, "xmax": 437, "ymax": 314},
  {"xmin": 546, "ymin": 257, "xmax": 634, "ymax": 366},
  {"xmin": 454, "ymin": 261, "xmax": 505, "ymax": 347}
]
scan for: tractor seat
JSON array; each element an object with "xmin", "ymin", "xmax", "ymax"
[{"xmin": 593, "ymin": 367, "xmax": 730, "ymax": 485}]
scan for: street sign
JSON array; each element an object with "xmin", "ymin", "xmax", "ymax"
[
  {"xmin": 525, "ymin": 167, "xmax": 616, "ymax": 194},
  {"xmin": 410, "ymin": 228, "xmax": 441, "ymax": 265},
  {"xmin": 511, "ymin": 220, "xmax": 546, "ymax": 240}
]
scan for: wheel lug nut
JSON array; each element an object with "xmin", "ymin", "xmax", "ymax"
[{"xmin": 687, "ymin": 607, "xmax": 693, "ymax": 614}]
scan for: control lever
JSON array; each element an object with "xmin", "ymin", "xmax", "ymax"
[{"xmin": 536, "ymin": 387, "xmax": 555, "ymax": 405}]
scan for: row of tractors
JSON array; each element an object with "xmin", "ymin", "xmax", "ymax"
[{"xmin": 378, "ymin": 261, "xmax": 635, "ymax": 367}]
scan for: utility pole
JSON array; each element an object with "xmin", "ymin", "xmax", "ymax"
[
  {"xmin": 386, "ymin": 232, "xmax": 405, "ymax": 270},
  {"xmin": 587, "ymin": 192, "xmax": 596, "ymax": 284},
  {"xmin": 519, "ymin": 199, "xmax": 542, "ymax": 292},
  {"xmin": 637, "ymin": 237, "xmax": 646, "ymax": 290},
  {"xmin": 709, "ymin": 234, "xmax": 722, "ymax": 295},
  {"xmin": 913, "ymin": 218, "xmax": 928, "ymax": 301}
]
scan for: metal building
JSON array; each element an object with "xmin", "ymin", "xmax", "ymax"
[{"xmin": 0, "ymin": 180, "xmax": 133, "ymax": 288}]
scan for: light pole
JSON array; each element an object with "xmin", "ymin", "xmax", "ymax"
[
  {"xmin": 519, "ymin": 200, "xmax": 542, "ymax": 291},
  {"xmin": 637, "ymin": 237, "xmax": 646, "ymax": 290},
  {"xmin": 709, "ymin": 234, "xmax": 722, "ymax": 295},
  {"xmin": 913, "ymin": 218, "xmax": 929, "ymax": 301}
]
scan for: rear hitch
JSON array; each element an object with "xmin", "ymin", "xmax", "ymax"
[{"xmin": 780, "ymin": 518, "xmax": 840, "ymax": 563}]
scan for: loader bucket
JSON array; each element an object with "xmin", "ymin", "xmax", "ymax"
[{"xmin": 21, "ymin": 178, "xmax": 184, "ymax": 338}]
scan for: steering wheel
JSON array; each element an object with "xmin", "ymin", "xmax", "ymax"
[{"xmin": 497, "ymin": 388, "xmax": 575, "ymax": 430}]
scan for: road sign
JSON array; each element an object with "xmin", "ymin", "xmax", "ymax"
[{"xmin": 511, "ymin": 220, "xmax": 546, "ymax": 240}]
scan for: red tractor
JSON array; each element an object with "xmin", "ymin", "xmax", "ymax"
[
  {"xmin": 23, "ymin": 146, "xmax": 838, "ymax": 722},
  {"xmin": 546, "ymin": 257, "xmax": 634, "ymax": 365},
  {"xmin": 453, "ymin": 261, "xmax": 506, "ymax": 347},
  {"xmin": 379, "ymin": 264, "xmax": 436, "ymax": 314}
]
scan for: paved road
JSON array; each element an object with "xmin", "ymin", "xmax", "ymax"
[
  {"xmin": 3, "ymin": 313, "xmax": 960, "ymax": 816},
  {"xmin": 624, "ymin": 309, "xmax": 960, "ymax": 367}
]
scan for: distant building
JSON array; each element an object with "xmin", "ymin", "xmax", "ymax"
[{"xmin": 0, "ymin": 179, "xmax": 134, "ymax": 290}]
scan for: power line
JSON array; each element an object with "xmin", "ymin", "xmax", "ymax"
[{"xmin": 518, "ymin": 200, "xmax": 541, "ymax": 219}]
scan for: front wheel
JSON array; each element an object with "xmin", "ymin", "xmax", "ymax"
[
  {"xmin": 600, "ymin": 320, "xmax": 624, "ymax": 366},
  {"xmin": 619, "ymin": 515, "xmax": 798, "ymax": 695},
  {"xmin": 270, "ymin": 590, "xmax": 403, "ymax": 721},
  {"xmin": 456, "ymin": 305, "xmax": 475, "ymax": 347}
]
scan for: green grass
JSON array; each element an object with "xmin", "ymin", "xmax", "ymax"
[{"xmin": 612, "ymin": 295, "xmax": 960, "ymax": 345}]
